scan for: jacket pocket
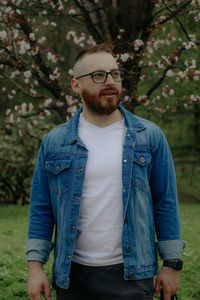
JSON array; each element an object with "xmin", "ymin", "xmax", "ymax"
[
  {"xmin": 132, "ymin": 147, "xmax": 152, "ymax": 189},
  {"xmin": 45, "ymin": 158, "xmax": 72, "ymax": 194},
  {"xmin": 133, "ymin": 151, "xmax": 152, "ymax": 167}
]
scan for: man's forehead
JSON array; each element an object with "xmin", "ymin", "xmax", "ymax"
[{"xmin": 74, "ymin": 52, "xmax": 118, "ymax": 76}]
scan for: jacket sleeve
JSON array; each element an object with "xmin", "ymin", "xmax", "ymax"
[
  {"xmin": 26, "ymin": 138, "xmax": 54, "ymax": 263},
  {"xmin": 150, "ymin": 128, "xmax": 185, "ymax": 260}
]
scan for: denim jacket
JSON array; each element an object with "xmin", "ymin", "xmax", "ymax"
[{"xmin": 26, "ymin": 105, "xmax": 185, "ymax": 289}]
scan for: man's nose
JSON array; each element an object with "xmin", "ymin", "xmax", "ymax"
[{"xmin": 105, "ymin": 73, "xmax": 115, "ymax": 84}]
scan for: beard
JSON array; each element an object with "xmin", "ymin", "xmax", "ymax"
[{"xmin": 81, "ymin": 86, "xmax": 122, "ymax": 116}]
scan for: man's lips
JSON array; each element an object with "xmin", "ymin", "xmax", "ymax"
[{"xmin": 100, "ymin": 89, "xmax": 118, "ymax": 96}]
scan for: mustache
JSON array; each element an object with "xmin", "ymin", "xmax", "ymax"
[{"xmin": 99, "ymin": 87, "xmax": 119, "ymax": 96}]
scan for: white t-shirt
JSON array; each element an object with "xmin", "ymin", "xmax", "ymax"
[{"xmin": 72, "ymin": 114, "xmax": 125, "ymax": 266}]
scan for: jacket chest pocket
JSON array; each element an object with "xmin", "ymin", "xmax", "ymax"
[
  {"xmin": 45, "ymin": 159, "xmax": 72, "ymax": 194},
  {"xmin": 132, "ymin": 149, "xmax": 152, "ymax": 189}
]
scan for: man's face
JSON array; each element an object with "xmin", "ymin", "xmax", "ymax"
[{"xmin": 72, "ymin": 52, "xmax": 123, "ymax": 115}]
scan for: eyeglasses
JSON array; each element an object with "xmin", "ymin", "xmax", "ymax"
[{"xmin": 75, "ymin": 69, "xmax": 124, "ymax": 84}]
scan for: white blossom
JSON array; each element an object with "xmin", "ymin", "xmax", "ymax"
[
  {"xmin": 68, "ymin": 8, "xmax": 76, "ymax": 15},
  {"xmin": 24, "ymin": 70, "xmax": 32, "ymax": 78},
  {"xmin": 120, "ymin": 53, "xmax": 129, "ymax": 62},
  {"xmin": 152, "ymin": 96, "xmax": 161, "ymax": 103},
  {"xmin": 68, "ymin": 69, "xmax": 74, "ymax": 76},
  {"xmin": 124, "ymin": 96, "xmax": 130, "ymax": 102},
  {"xmin": 178, "ymin": 71, "xmax": 186, "ymax": 79},
  {"xmin": 47, "ymin": 52, "xmax": 57, "ymax": 63},
  {"xmin": 56, "ymin": 101, "xmax": 64, "ymax": 107},
  {"xmin": 28, "ymin": 103, "xmax": 34, "ymax": 112},
  {"xmin": 49, "ymin": 74, "xmax": 56, "ymax": 81},
  {"xmin": 182, "ymin": 41, "xmax": 197, "ymax": 50},
  {"xmin": 8, "ymin": 94, "xmax": 14, "ymax": 99},
  {"xmin": 38, "ymin": 36, "xmax": 46, "ymax": 44},
  {"xmin": 53, "ymin": 67, "xmax": 60, "ymax": 79},
  {"xmin": 19, "ymin": 46, "xmax": 26, "ymax": 54},
  {"xmin": 134, "ymin": 39, "xmax": 144, "ymax": 51},
  {"xmin": 29, "ymin": 33, "xmax": 36, "ymax": 41},
  {"xmin": 6, "ymin": 109, "xmax": 11, "ymax": 115},
  {"xmin": 39, "ymin": 112, "xmax": 45, "ymax": 120},
  {"xmin": 31, "ymin": 46, "xmax": 39, "ymax": 56},
  {"xmin": 87, "ymin": 35, "xmax": 96, "ymax": 46},
  {"xmin": 12, "ymin": 0, "xmax": 23, "ymax": 6},
  {"xmin": 44, "ymin": 98, "xmax": 53, "ymax": 107},
  {"xmin": 21, "ymin": 103, "xmax": 27, "ymax": 114},
  {"xmin": 30, "ymin": 88, "xmax": 37, "ymax": 96},
  {"xmin": 9, "ymin": 114, "xmax": 15, "ymax": 123},
  {"xmin": 157, "ymin": 60, "xmax": 165, "ymax": 69},
  {"xmin": 67, "ymin": 105, "xmax": 77, "ymax": 113},
  {"xmin": 10, "ymin": 70, "xmax": 20, "ymax": 78},
  {"xmin": 44, "ymin": 109, "xmax": 51, "ymax": 116},
  {"xmin": 66, "ymin": 31, "xmax": 76, "ymax": 40},
  {"xmin": 191, "ymin": 0, "xmax": 200, "ymax": 5},
  {"xmin": 166, "ymin": 70, "xmax": 174, "ymax": 77},
  {"xmin": 0, "ymin": 31, "xmax": 7, "ymax": 40}
]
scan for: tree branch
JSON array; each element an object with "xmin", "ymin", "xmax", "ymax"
[
  {"xmin": 73, "ymin": 0, "xmax": 104, "ymax": 43},
  {"xmin": 162, "ymin": 1, "xmax": 191, "ymax": 41}
]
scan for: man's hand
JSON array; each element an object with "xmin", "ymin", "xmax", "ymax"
[
  {"xmin": 27, "ymin": 261, "xmax": 51, "ymax": 300},
  {"xmin": 154, "ymin": 266, "xmax": 180, "ymax": 300}
]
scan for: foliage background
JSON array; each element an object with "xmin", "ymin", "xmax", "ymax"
[
  {"xmin": 0, "ymin": 0, "xmax": 200, "ymax": 298},
  {"xmin": 1, "ymin": 0, "xmax": 200, "ymax": 205}
]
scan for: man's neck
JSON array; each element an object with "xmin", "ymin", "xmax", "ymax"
[{"xmin": 82, "ymin": 107, "xmax": 123, "ymax": 128}]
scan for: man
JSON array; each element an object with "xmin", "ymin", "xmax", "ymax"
[{"xmin": 26, "ymin": 44, "xmax": 185, "ymax": 300}]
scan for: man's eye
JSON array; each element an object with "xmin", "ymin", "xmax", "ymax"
[
  {"xmin": 94, "ymin": 72, "xmax": 104, "ymax": 78},
  {"xmin": 112, "ymin": 71, "xmax": 120, "ymax": 78}
]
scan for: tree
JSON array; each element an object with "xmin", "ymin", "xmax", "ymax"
[
  {"xmin": 0, "ymin": 0, "xmax": 200, "ymax": 203},
  {"xmin": 0, "ymin": 0, "xmax": 200, "ymax": 122}
]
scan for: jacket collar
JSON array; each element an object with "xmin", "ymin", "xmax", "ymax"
[{"xmin": 62, "ymin": 105, "xmax": 145, "ymax": 145}]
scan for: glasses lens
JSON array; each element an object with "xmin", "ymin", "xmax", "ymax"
[
  {"xmin": 92, "ymin": 71, "xmax": 106, "ymax": 83},
  {"xmin": 111, "ymin": 70, "xmax": 124, "ymax": 82}
]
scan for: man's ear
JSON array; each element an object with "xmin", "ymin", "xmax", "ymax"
[{"xmin": 71, "ymin": 78, "xmax": 81, "ymax": 94}]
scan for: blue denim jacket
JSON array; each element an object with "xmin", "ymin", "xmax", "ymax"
[{"xmin": 26, "ymin": 105, "xmax": 185, "ymax": 289}]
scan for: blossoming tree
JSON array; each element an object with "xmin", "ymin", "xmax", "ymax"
[
  {"xmin": 0, "ymin": 0, "xmax": 200, "ymax": 125},
  {"xmin": 0, "ymin": 0, "xmax": 200, "ymax": 203}
]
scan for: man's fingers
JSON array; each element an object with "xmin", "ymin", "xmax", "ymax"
[
  {"xmin": 163, "ymin": 291, "xmax": 171, "ymax": 300},
  {"xmin": 43, "ymin": 281, "xmax": 51, "ymax": 300},
  {"xmin": 153, "ymin": 278, "xmax": 161, "ymax": 296},
  {"xmin": 29, "ymin": 293, "xmax": 41, "ymax": 300}
]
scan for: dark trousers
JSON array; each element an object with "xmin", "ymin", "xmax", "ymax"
[{"xmin": 55, "ymin": 262, "xmax": 154, "ymax": 300}]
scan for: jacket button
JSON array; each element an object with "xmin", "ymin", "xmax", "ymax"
[
  {"xmin": 126, "ymin": 246, "xmax": 131, "ymax": 253},
  {"xmin": 129, "ymin": 273, "xmax": 134, "ymax": 279},
  {"xmin": 55, "ymin": 165, "xmax": 60, "ymax": 171},
  {"xmin": 140, "ymin": 155, "xmax": 145, "ymax": 163}
]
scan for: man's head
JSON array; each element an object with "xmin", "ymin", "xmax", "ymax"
[{"xmin": 71, "ymin": 44, "xmax": 123, "ymax": 116}]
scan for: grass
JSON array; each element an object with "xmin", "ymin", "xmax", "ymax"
[{"xmin": 0, "ymin": 204, "xmax": 200, "ymax": 299}]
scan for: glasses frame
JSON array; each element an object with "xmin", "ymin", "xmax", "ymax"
[{"xmin": 75, "ymin": 69, "xmax": 124, "ymax": 84}]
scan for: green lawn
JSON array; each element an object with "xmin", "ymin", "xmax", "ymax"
[{"xmin": 0, "ymin": 204, "xmax": 199, "ymax": 299}]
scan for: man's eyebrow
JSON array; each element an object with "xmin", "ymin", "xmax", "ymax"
[{"xmin": 92, "ymin": 68, "xmax": 119, "ymax": 72}]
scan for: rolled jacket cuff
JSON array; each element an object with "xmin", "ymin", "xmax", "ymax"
[
  {"xmin": 156, "ymin": 240, "xmax": 186, "ymax": 260},
  {"xmin": 26, "ymin": 238, "xmax": 54, "ymax": 264}
]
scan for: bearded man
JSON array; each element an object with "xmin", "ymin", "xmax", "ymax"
[{"xmin": 26, "ymin": 44, "xmax": 185, "ymax": 300}]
